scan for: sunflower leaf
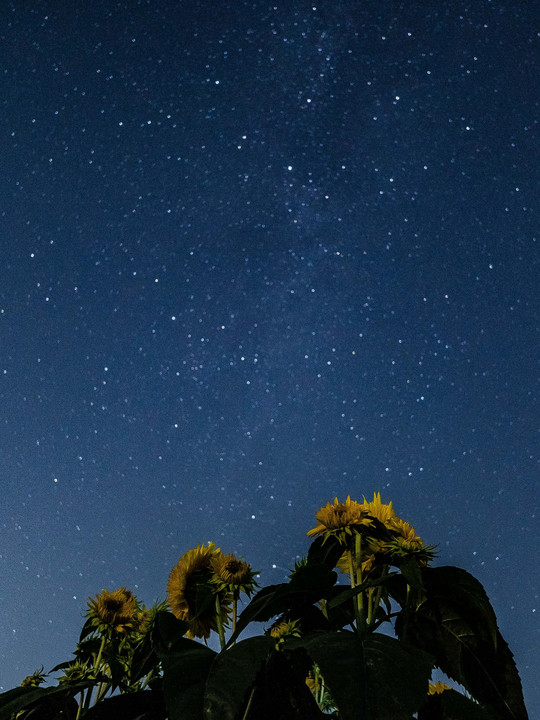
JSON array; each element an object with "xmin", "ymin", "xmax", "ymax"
[
  {"xmin": 204, "ymin": 636, "xmax": 273, "ymax": 720},
  {"xmin": 158, "ymin": 638, "xmax": 216, "ymax": 720},
  {"xmin": 418, "ymin": 688, "xmax": 492, "ymax": 720},
  {"xmin": 0, "ymin": 685, "xmax": 83, "ymax": 720},
  {"xmin": 396, "ymin": 566, "xmax": 528, "ymax": 720},
  {"xmin": 286, "ymin": 630, "xmax": 432, "ymax": 720},
  {"xmin": 229, "ymin": 565, "xmax": 337, "ymax": 645},
  {"xmin": 153, "ymin": 610, "xmax": 189, "ymax": 652},
  {"xmin": 307, "ymin": 534, "xmax": 346, "ymax": 568}
]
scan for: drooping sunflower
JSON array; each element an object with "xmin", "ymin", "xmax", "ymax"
[
  {"xmin": 387, "ymin": 517, "xmax": 436, "ymax": 564},
  {"xmin": 307, "ymin": 495, "xmax": 373, "ymax": 543},
  {"xmin": 87, "ymin": 587, "xmax": 138, "ymax": 633},
  {"xmin": 211, "ymin": 552, "xmax": 258, "ymax": 596},
  {"xmin": 168, "ymin": 542, "xmax": 230, "ymax": 639}
]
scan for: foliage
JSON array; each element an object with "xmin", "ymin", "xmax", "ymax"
[{"xmin": 1, "ymin": 493, "xmax": 528, "ymax": 719}]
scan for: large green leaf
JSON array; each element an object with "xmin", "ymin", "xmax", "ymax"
[
  {"xmin": 0, "ymin": 685, "xmax": 82, "ymax": 720},
  {"xmin": 288, "ymin": 630, "xmax": 368, "ymax": 720},
  {"xmin": 307, "ymin": 534, "xmax": 346, "ymax": 568},
  {"xmin": 83, "ymin": 690, "xmax": 167, "ymax": 719},
  {"xmin": 287, "ymin": 630, "xmax": 432, "ymax": 720},
  {"xmin": 158, "ymin": 637, "xmax": 216, "ymax": 720},
  {"xmin": 363, "ymin": 634, "xmax": 433, "ymax": 720},
  {"xmin": 204, "ymin": 636, "xmax": 273, "ymax": 719},
  {"xmin": 396, "ymin": 566, "xmax": 528, "ymax": 720},
  {"xmin": 153, "ymin": 610, "xmax": 189, "ymax": 652},
  {"xmin": 418, "ymin": 688, "xmax": 492, "ymax": 720}
]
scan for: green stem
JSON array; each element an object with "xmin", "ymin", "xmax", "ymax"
[
  {"xmin": 232, "ymin": 592, "xmax": 238, "ymax": 642},
  {"xmin": 242, "ymin": 686, "xmax": 256, "ymax": 720},
  {"xmin": 402, "ymin": 583, "xmax": 412, "ymax": 642},
  {"xmin": 75, "ymin": 692, "xmax": 84, "ymax": 720},
  {"xmin": 215, "ymin": 595, "xmax": 226, "ymax": 651},
  {"xmin": 94, "ymin": 635, "xmax": 107, "ymax": 672}
]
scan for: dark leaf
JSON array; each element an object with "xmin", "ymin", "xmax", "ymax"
[
  {"xmin": 396, "ymin": 566, "xmax": 528, "ymax": 720},
  {"xmin": 83, "ymin": 690, "xmax": 167, "ymax": 720},
  {"xmin": 153, "ymin": 610, "xmax": 189, "ymax": 652},
  {"xmin": 229, "ymin": 565, "xmax": 336, "ymax": 645},
  {"xmin": 307, "ymin": 535, "xmax": 345, "ymax": 569},
  {"xmin": 418, "ymin": 688, "xmax": 492, "ymax": 720},
  {"xmin": 0, "ymin": 685, "xmax": 83, "ymax": 720},
  {"xmin": 204, "ymin": 636, "xmax": 273, "ymax": 720},
  {"xmin": 287, "ymin": 630, "xmax": 432, "ymax": 720},
  {"xmin": 158, "ymin": 637, "xmax": 216, "ymax": 720}
]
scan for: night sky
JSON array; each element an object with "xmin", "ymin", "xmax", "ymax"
[{"xmin": 1, "ymin": 0, "xmax": 538, "ymax": 714}]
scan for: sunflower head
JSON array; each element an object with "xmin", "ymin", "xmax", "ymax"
[
  {"xmin": 168, "ymin": 542, "xmax": 231, "ymax": 639},
  {"xmin": 87, "ymin": 587, "xmax": 138, "ymax": 634},
  {"xmin": 21, "ymin": 668, "xmax": 47, "ymax": 687},
  {"xmin": 305, "ymin": 670, "xmax": 322, "ymax": 695},
  {"xmin": 387, "ymin": 518, "xmax": 436, "ymax": 565},
  {"xmin": 361, "ymin": 492, "xmax": 396, "ymax": 527},
  {"xmin": 307, "ymin": 495, "xmax": 374, "ymax": 544},
  {"xmin": 428, "ymin": 681, "xmax": 451, "ymax": 695},
  {"xmin": 58, "ymin": 660, "xmax": 97, "ymax": 686},
  {"xmin": 268, "ymin": 618, "xmax": 301, "ymax": 648},
  {"xmin": 211, "ymin": 552, "xmax": 258, "ymax": 597}
]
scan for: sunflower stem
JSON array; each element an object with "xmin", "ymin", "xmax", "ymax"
[
  {"xmin": 354, "ymin": 534, "xmax": 366, "ymax": 633},
  {"xmin": 215, "ymin": 595, "xmax": 226, "ymax": 651},
  {"xmin": 94, "ymin": 635, "xmax": 107, "ymax": 674},
  {"xmin": 232, "ymin": 591, "xmax": 238, "ymax": 642},
  {"xmin": 242, "ymin": 686, "xmax": 256, "ymax": 720}
]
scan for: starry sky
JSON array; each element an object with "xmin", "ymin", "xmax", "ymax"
[{"xmin": 1, "ymin": 0, "xmax": 538, "ymax": 713}]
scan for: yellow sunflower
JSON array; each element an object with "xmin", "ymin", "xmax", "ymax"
[
  {"xmin": 87, "ymin": 587, "xmax": 138, "ymax": 633},
  {"xmin": 168, "ymin": 542, "xmax": 230, "ymax": 639},
  {"xmin": 361, "ymin": 492, "xmax": 396, "ymax": 527},
  {"xmin": 211, "ymin": 552, "xmax": 258, "ymax": 596},
  {"xmin": 268, "ymin": 619, "xmax": 301, "ymax": 648},
  {"xmin": 390, "ymin": 518, "xmax": 424, "ymax": 551},
  {"xmin": 307, "ymin": 495, "xmax": 373, "ymax": 543},
  {"xmin": 428, "ymin": 681, "xmax": 451, "ymax": 695}
]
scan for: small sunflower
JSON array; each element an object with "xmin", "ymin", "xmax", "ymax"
[
  {"xmin": 211, "ymin": 552, "xmax": 258, "ymax": 596},
  {"xmin": 428, "ymin": 681, "xmax": 451, "ymax": 695},
  {"xmin": 307, "ymin": 495, "xmax": 373, "ymax": 543},
  {"xmin": 21, "ymin": 668, "xmax": 46, "ymax": 687},
  {"xmin": 387, "ymin": 518, "xmax": 436, "ymax": 564},
  {"xmin": 168, "ymin": 542, "xmax": 230, "ymax": 639},
  {"xmin": 305, "ymin": 670, "xmax": 322, "ymax": 695},
  {"xmin": 268, "ymin": 619, "xmax": 301, "ymax": 648},
  {"xmin": 87, "ymin": 587, "xmax": 138, "ymax": 633}
]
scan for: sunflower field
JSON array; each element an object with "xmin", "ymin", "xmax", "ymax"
[{"xmin": 1, "ymin": 494, "xmax": 529, "ymax": 719}]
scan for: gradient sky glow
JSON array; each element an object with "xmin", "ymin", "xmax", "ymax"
[{"xmin": 1, "ymin": 1, "xmax": 538, "ymax": 715}]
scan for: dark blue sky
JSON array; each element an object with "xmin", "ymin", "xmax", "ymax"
[{"xmin": 1, "ymin": 0, "xmax": 538, "ymax": 714}]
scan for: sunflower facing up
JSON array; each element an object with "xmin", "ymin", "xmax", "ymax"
[
  {"xmin": 307, "ymin": 495, "xmax": 374, "ymax": 544},
  {"xmin": 168, "ymin": 542, "xmax": 231, "ymax": 639}
]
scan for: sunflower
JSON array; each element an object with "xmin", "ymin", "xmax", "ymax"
[
  {"xmin": 307, "ymin": 495, "xmax": 373, "ymax": 543},
  {"xmin": 361, "ymin": 492, "xmax": 396, "ymax": 527},
  {"xmin": 428, "ymin": 681, "xmax": 451, "ymax": 695},
  {"xmin": 168, "ymin": 542, "xmax": 230, "ymax": 639},
  {"xmin": 211, "ymin": 552, "xmax": 258, "ymax": 596},
  {"xmin": 268, "ymin": 619, "xmax": 301, "ymax": 648},
  {"xmin": 87, "ymin": 587, "xmax": 138, "ymax": 633},
  {"xmin": 21, "ymin": 668, "xmax": 46, "ymax": 687},
  {"xmin": 387, "ymin": 518, "xmax": 436, "ymax": 564}
]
